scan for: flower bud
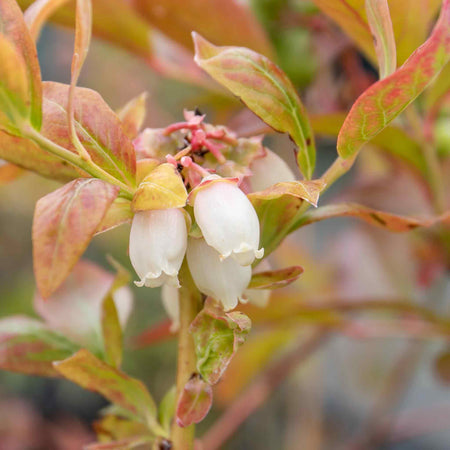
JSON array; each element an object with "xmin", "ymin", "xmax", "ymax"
[
  {"xmin": 129, "ymin": 208, "xmax": 187, "ymax": 288},
  {"xmin": 191, "ymin": 176, "xmax": 263, "ymax": 266},
  {"xmin": 186, "ymin": 237, "xmax": 251, "ymax": 311},
  {"xmin": 249, "ymin": 149, "xmax": 296, "ymax": 192}
]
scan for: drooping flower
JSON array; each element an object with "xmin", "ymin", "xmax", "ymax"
[
  {"xmin": 186, "ymin": 237, "xmax": 251, "ymax": 311},
  {"xmin": 129, "ymin": 208, "xmax": 187, "ymax": 288},
  {"xmin": 190, "ymin": 176, "xmax": 263, "ymax": 266},
  {"xmin": 249, "ymin": 149, "xmax": 296, "ymax": 192}
]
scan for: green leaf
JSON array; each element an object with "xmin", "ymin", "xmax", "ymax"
[
  {"xmin": 0, "ymin": 316, "xmax": 78, "ymax": 377},
  {"xmin": 41, "ymin": 81, "xmax": 136, "ymax": 185},
  {"xmin": 193, "ymin": 33, "xmax": 316, "ymax": 179},
  {"xmin": 337, "ymin": 1, "xmax": 450, "ymax": 159},
  {"xmin": 365, "ymin": 0, "xmax": 396, "ymax": 78},
  {"xmin": 132, "ymin": 163, "xmax": 187, "ymax": 211},
  {"xmin": 190, "ymin": 299, "xmax": 251, "ymax": 385},
  {"xmin": 0, "ymin": 35, "xmax": 30, "ymax": 134},
  {"xmin": 93, "ymin": 413, "xmax": 152, "ymax": 443},
  {"xmin": 0, "ymin": 0, "xmax": 42, "ymax": 129},
  {"xmin": 248, "ymin": 266, "xmax": 304, "ymax": 290},
  {"xmin": 175, "ymin": 373, "xmax": 213, "ymax": 428},
  {"xmin": 158, "ymin": 386, "xmax": 176, "ymax": 433},
  {"xmin": 54, "ymin": 349, "xmax": 158, "ymax": 427},
  {"xmin": 248, "ymin": 180, "xmax": 325, "ymax": 256},
  {"xmin": 33, "ymin": 178, "xmax": 119, "ymax": 298},
  {"xmin": 102, "ymin": 293, "xmax": 123, "ymax": 368}
]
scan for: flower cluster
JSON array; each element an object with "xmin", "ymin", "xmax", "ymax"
[{"xmin": 129, "ymin": 111, "xmax": 296, "ymax": 315}]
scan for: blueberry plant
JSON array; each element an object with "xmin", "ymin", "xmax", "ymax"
[{"xmin": 0, "ymin": 0, "xmax": 449, "ymax": 448}]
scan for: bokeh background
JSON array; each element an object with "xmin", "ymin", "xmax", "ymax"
[{"xmin": 1, "ymin": 0, "xmax": 449, "ymax": 448}]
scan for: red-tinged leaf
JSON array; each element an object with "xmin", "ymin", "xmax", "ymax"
[
  {"xmin": 248, "ymin": 180, "xmax": 325, "ymax": 256},
  {"xmin": 249, "ymin": 180, "xmax": 325, "ymax": 207},
  {"xmin": 337, "ymin": 1, "xmax": 450, "ymax": 159},
  {"xmin": 0, "ymin": 316, "xmax": 79, "ymax": 377},
  {"xmin": 248, "ymin": 266, "xmax": 304, "ymax": 290},
  {"xmin": 193, "ymin": 33, "xmax": 316, "ymax": 180},
  {"xmin": 0, "ymin": 160, "xmax": 24, "ymax": 184},
  {"xmin": 32, "ymin": 179, "xmax": 119, "ymax": 298},
  {"xmin": 54, "ymin": 349, "xmax": 158, "ymax": 424},
  {"xmin": 0, "ymin": 0, "xmax": 42, "ymax": 129},
  {"xmin": 388, "ymin": 0, "xmax": 442, "ymax": 65},
  {"xmin": 133, "ymin": 0, "xmax": 272, "ymax": 56},
  {"xmin": 365, "ymin": 0, "xmax": 396, "ymax": 78},
  {"xmin": 190, "ymin": 300, "xmax": 251, "ymax": 385},
  {"xmin": 96, "ymin": 198, "xmax": 133, "ymax": 235},
  {"xmin": 19, "ymin": 0, "xmax": 153, "ymax": 59},
  {"xmin": 34, "ymin": 260, "xmax": 133, "ymax": 351},
  {"xmin": 297, "ymin": 202, "xmax": 449, "ymax": 232},
  {"xmin": 117, "ymin": 92, "xmax": 147, "ymax": 140},
  {"xmin": 0, "ymin": 129, "xmax": 86, "ymax": 181},
  {"xmin": 130, "ymin": 320, "xmax": 174, "ymax": 350},
  {"xmin": 67, "ymin": 0, "xmax": 92, "ymax": 160},
  {"xmin": 176, "ymin": 374, "xmax": 213, "ymax": 428},
  {"xmin": 310, "ymin": 113, "xmax": 428, "ymax": 176},
  {"xmin": 41, "ymin": 82, "xmax": 136, "ymax": 185},
  {"xmin": 311, "ymin": 0, "xmax": 376, "ymax": 63},
  {"xmin": 0, "ymin": 34, "xmax": 30, "ymax": 134},
  {"xmin": 24, "ymin": 0, "xmax": 71, "ymax": 41}
]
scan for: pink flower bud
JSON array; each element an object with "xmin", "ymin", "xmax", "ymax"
[
  {"xmin": 186, "ymin": 237, "xmax": 251, "ymax": 311},
  {"xmin": 249, "ymin": 149, "xmax": 296, "ymax": 192},
  {"xmin": 191, "ymin": 176, "xmax": 263, "ymax": 266},
  {"xmin": 129, "ymin": 209, "xmax": 187, "ymax": 288}
]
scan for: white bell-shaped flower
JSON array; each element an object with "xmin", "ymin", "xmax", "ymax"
[
  {"xmin": 129, "ymin": 208, "xmax": 187, "ymax": 288},
  {"xmin": 161, "ymin": 284, "xmax": 180, "ymax": 332},
  {"xmin": 249, "ymin": 149, "xmax": 297, "ymax": 192},
  {"xmin": 191, "ymin": 176, "xmax": 263, "ymax": 266},
  {"xmin": 186, "ymin": 237, "xmax": 251, "ymax": 311}
]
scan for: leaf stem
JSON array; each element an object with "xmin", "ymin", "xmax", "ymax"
[
  {"xmin": 172, "ymin": 262, "xmax": 202, "ymax": 449},
  {"xmin": 22, "ymin": 126, "xmax": 134, "ymax": 200}
]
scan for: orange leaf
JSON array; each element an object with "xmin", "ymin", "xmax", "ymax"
[{"xmin": 33, "ymin": 178, "xmax": 119, "ymax": 297}]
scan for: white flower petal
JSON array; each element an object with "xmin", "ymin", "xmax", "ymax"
[
  {"xmin": 186, "ymin": 237, "xmax": 251, "ymax": 311},
  {"xmin": 193, "ymin": 178, "xmax": 263, "ymax": 266},
  {"xmin": 161, "ymin": 285, "xmax": 180, "ymax": 332},
  {"xmin": 249, "ymin": 149, "xmax": 297, "ymax": 192},
  {"xmin": 129, "ymin": 209, "xmax": 187, "ymax": 288}
]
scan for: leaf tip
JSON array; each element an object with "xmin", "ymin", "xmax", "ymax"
[{"xmin": 192, "ymin": 32, "xmax": 219, "ymax": 62}]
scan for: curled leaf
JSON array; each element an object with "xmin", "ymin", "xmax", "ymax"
[{"xmin": 248, "ymin": 266, "xmax": 304, "ymax": 290}]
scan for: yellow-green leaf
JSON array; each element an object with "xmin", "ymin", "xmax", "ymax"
[{"xmin": 132, "ymin": 163, "xmax": 187, "ymax": 211}]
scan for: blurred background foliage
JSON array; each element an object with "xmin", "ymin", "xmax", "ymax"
[{"xmin": 0, "ymin": 0, "xmax": 449, "ymax": 448}]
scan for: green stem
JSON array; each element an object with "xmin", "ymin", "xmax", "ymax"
[
  {"xmin": 171, "ymin": 262, "xmax": 202, "ymax": 449},
  {"xmin": 22, "ymin": 126, "xmax": 134, "ymax": 200}
]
